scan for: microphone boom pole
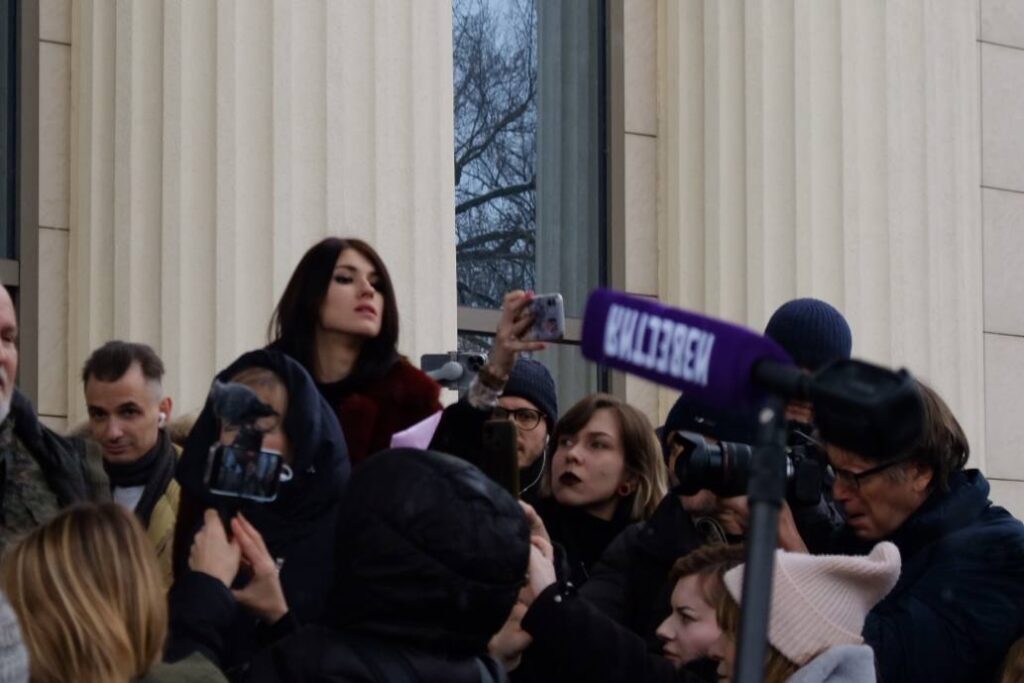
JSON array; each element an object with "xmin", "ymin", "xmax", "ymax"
[{"xmin": 733, "ymin": 391, "xmax": 788, "ymax": 683}]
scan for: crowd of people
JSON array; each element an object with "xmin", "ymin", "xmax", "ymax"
[{"xmin": 0, "ymin": 236, "xmax": 1023, "ymax": 683}]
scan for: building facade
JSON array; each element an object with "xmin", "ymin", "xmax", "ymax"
[{"xmin": 14, "ymin": 0, "xmax": 1024, "ymax": 515}]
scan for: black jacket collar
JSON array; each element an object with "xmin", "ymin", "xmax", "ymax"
[{"xmin": 886, "ymin": 469, "xmax": 991, "ymax": 561}]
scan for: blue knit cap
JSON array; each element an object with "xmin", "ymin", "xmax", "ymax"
[
  {"xmin": 764, "ymin": 298, "xmax": 852, "ymax": 372},
  {"xmin": 503, "ymin": 359, "xmax": 558, "ymax": 432}
]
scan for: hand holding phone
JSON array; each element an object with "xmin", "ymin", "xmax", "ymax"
[{"xmin": 489, "ymin": 291, "xmax": 548, "ymax": 379}]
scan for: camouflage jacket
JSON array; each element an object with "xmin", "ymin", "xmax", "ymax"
[{"xmin": 0, "ymin": 390, "xmax": 108, "ymax": 552}]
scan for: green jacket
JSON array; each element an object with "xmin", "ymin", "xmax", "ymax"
[{"xmin": 139, "ymin": 654, "xmax": 228, "ymax": 683}]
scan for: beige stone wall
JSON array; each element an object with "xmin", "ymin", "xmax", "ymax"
[
  {"xmin": 28, "ymin": 0, "xmax": 1024, "ymax": 522},
  {"xmin": 36, "ymin": 0, "xmax": 73, "ymax": 433},
  {"xmin": 655, "ymin": 0, "xmax": 990, "ymax": 478},
  {"xmin": 980, "ymin": 0, "xmax": 1024, "ymax": 518},
  {"xmin": 54, "ymin": 0, "xmax": 457, "ymax": 425},
  {"xmin": 619, "ymin": 0, "xmax": 663, "ymax": 420}
]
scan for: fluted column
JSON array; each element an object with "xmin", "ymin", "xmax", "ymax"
[
  {"xmin": 658, "ymin": 0, "xmax": 984, "ymax": 459},
  {"xmin": 69, "ymin": 0, "xmax": 457, "ymax": 423}
]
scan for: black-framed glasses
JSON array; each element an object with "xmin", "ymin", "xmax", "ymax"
[
  {"xmin": 831, "ymin": 456, "xmax": 912, "ymax": 491},
  {"xmin": 493, "ymin": 406, "xmax": 545, "ymax": 431}
]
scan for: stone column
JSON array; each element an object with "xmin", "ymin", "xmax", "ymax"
[
  {"xmin": 68, "ymin": 0, "xmax": 458, "ymax": 422},
  {"xmin": 658, "ymin": 0, "xmax": 984, "ymax": 458}
]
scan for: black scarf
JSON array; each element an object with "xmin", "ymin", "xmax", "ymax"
[{"xmin": 103, "ymin": 429, "xmax": 176, "ymax": 526}]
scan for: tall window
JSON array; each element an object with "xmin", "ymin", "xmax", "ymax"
[
  {"xmin": 453, "ymin": 0, "xmax": 607, "ymax": 410},
  {"xmin": 454, "ymin": 0, "xmax": 537, "ymax": 306}
]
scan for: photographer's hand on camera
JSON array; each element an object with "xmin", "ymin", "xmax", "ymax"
[
  {"xmin": 189, "ymin": 509, "xmax": 242, "ymax": 588},
  {"xmin": 230, "ymin": 513, "xmax": 290, "ymax": 624},
  {"xmin": 714, "ymin": 496, "xmax": 809, "ymax": 552}
]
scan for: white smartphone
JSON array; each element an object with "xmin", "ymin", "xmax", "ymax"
[{"xmin": 527, "ymin": 293, "xmax": 565, "ymax": 341}]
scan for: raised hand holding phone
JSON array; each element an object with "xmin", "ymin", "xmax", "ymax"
[{"xmin": 487, "ymin": 291, "xmax": 547, "ymax": 381}]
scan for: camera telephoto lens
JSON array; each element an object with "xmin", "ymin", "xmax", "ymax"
[{"xmin": 672, "ymin": 432, "xmax": 753, "ymax": 497}]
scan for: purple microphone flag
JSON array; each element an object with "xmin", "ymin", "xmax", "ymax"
[{"xmin": 581, "ymin": 289, "xmax": 794, "ymax": 410}]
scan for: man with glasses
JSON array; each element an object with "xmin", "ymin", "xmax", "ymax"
[
  {"xmin": 488, "ymin": 359, "xmax": 557, "ymax": 474},
  {"xmin": 431, "ymin": 291, "xmax": 558, "ymax": 497},
  {"xmin": 797, "ymin": 380, "xmax": 1024, "ymax": 683}
]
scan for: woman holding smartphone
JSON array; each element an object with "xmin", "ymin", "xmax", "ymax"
[
  {"xmin": 169, "ymin": 349, "xmax": 350, "ymax": 680},
  {"xmin": 268, "ymin": 237, "xmax": 442, "ymax": 465}
]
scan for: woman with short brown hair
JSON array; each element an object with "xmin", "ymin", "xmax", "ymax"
[{"xmin": 534, "ymin": 392, "xmax": 668, "ymax": 587}]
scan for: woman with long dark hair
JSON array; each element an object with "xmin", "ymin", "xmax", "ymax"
[{"xmin": 268, "ymin": 238, "xmax": 441, "ymax": 464}]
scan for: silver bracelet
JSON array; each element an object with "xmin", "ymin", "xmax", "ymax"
[{"xmin": 468, "ymin": 375, "xmax": 501, "ymax": 409}]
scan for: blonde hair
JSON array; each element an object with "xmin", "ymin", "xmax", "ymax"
[
  {"xmin": 715, "ymin": 590, "xmax": 801, "ymax": 683},
  {"xmin": 0, "ymin": 503, "xmax": 167, "ymax": 683},
  {"xmin": 543, "ymin": 393, "xmax": 668, "ymax": 521},
  {"xmin": 1002, "ymin": 637, "xmax": 1024, "ymax": 683}
]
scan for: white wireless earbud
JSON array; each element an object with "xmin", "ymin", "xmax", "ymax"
[{"xmin": 158, "ymin": 411, "xmax": 167, "ymax": 427}]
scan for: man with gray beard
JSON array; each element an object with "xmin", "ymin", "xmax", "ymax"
[{"xmin": 0, "ymin": 285, "xmax": 107, "ymax": 553}]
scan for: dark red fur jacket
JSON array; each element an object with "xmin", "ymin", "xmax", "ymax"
[{"xmin": 332, "ymin": 359, "xmax": 442, "ymax": 465}]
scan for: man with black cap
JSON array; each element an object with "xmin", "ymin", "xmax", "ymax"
[
  {"xmin": 785, "ymin": 380, "xmax": 1024, "ymax": 683},
  {"xmin": 762, "ymin": 297, "xmax": 854, "ymax": 548},
  {"xmin": 431, "ymin": 291, "xmax": 558, "ymax": 497}
]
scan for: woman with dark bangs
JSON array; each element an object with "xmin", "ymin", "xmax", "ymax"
[
  {"xmin": 268, "ymin": 238, "xmax": 441, "ymax": 465},
  {"xmin": 533, "ymin": 393, "xmax": 668, "ymax": 588}
]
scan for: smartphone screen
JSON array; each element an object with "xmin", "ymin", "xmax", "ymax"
[
  {"xmin": 205, "ymin": 443, "xmax": 285, "ymax": 503},
  {"xmin": 528, "ymin": 293, "xmax": 565, "ymax": 341}
]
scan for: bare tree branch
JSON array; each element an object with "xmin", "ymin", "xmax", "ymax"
[
  {"xmin": 456, "ymin": 227, "xmax": 534, "ymax": 251},
  {"xmin": 455, "ymin": 177, "xmax": 536, "ymax": 215}
]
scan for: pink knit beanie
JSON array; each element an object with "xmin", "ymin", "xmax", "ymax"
[{"xmin": 723, "ymin": 542, "xmax": 901, "ymax": 666}]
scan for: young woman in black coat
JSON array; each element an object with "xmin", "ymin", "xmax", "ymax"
[
  {"xmin": 268, "ymin": 237, "xmax": 441, "ymax": 465},
  {"xmin": 531, "ymin": 393, "xmax": 668, "ymax": 589},
  {"xmin": 168, "ymin": 349, "xmax": 350, "ymax": 680}
]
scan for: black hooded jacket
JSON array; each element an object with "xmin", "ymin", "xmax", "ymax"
[
  {"xmin": 173, "ymin": 448, "xmax": 530, "ymax": 683},
  {"xmin": 579, "ymin": 493, "xmax": 708, "ymax": 645},
  {"xmin": 168, "ymin": 349, "xmax": 350, "ymax": 676}
]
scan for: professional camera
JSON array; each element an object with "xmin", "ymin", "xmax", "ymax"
[
  {"xmin": 203, "ymin": 380, "xmax": 293, "ymax": 503},
  {"xmin": 671, "ymin": 426, "xmax": 825, "ymax": 506}
]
